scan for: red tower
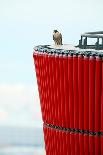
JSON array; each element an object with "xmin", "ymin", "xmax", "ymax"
[{"xmin": 33, "ymin": 32, "xmax": 103, "ymax": 155}]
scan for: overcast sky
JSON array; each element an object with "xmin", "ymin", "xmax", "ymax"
[{"xmin": 0, "ymin": 0, "xmax": 103, "ymax": 127}]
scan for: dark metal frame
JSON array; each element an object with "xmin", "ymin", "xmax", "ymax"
[{"xmin": 79, "ymin": 31, "xmax": 103, "ymax": 50}]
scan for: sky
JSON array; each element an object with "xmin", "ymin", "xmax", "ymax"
[{"xmin": 0, "ymin": 0, "xmax": 103, "ymax": 128}]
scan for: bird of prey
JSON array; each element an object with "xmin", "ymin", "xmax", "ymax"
[{"xmin": 53, "ymin": 30, "xmax": 62, "ymax": 45}]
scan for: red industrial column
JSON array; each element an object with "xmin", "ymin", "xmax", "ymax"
[{"xmin": 33, "ymin": 44, "xmax": 103, "ymax": 155}]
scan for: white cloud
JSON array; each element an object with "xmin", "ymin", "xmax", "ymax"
[
  {"xmin": 0, "ymin": 83, "xmax": 42, "ymax": 127},
  {"xmin": 0, "ymin": 0, "xmax": 103, "ymax": 22},
  {"xmin": 0, "ymin": 0, "xmax": 103, "ymax": 128},
  {"xmin": 0, "ymin": 110, "xmax": 8, "ymax": 121}
]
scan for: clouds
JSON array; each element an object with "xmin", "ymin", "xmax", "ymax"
[
  {"xmin": 0, "ymin": 0, "xmax": 102, "ymax": 27},
  {"xmin": 0, "ymin": 0, "xmax": 103, "ymax": 128},
  {"xmin": 0, "ymin": 0, "xmax": 102, "ymax": 21},
  {"xmin": 0, "ymin": 83, "xmax": 42, "ymax": 127},
  {"xmin": 0, "ymin": 111, "xmax": 8, "ymax": 122}
]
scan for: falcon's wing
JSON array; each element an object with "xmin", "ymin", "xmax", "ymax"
[{"xmin": 60, "ymin": 33, "xmax": 62, "ymax": 44}]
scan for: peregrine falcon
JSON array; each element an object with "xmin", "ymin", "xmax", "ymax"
[{"xmin": 53, "ymin": 30, "xmax": 62, "ymax": 45}]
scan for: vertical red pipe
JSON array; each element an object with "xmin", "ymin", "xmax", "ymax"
[
  {"xmin": 38, "ymin": 54, "xmax": 43, "ymax": 121},
  {"xmin": 44, "ymin": 126, "xmax": 49, "ymax": 155},
  {"xmin": 33, "ymin": 54, "xmax": 41, "ymax": 104},
  {"xmin": 84, "ymin": 56, "xmax": 89, "ymax": 155},
  {"xmin": 60, "ymin": 54, "xmax": 66, "ymax": 127},
  {"xmin": 89, "ymin": 56, "xmax": 95, "ymax": 155},
  {"xmin": 95, "ymin": 56, "xmax": 102, "ymax": 155},
  {"xmin": 51, "ymin": 128, "xmax": 54, "ymax": 155},
  {"xmin": 42, "ymin": 53, "xmax": 47, "ymax": 123},
  {"xmin": 55, "ymin": 129, "xmax": 58, "ymax": 155},
  {"xmin": 63, "ymin": 54, "xmax": 69, "ymax": 128},
  {"xmin": 73, "ymin": 55, "xmax": 80, "ymax": 155},
  {"xmin": 59, "ymin": 54, "xmax": 65, "ymax": 127},
  {"xmin": 52, "ymin": 53, "xmax": 59, "ymax": 126},
  {"xmin": 101, "ymin": 58, "xmax": 103, "ymax": 155},
  {"xmin": 34, "ymin": 53, "xmax": 45, "ymax": 121},
  {"xmin": 68, "ymin": 54, "xmax": 74, "ymax": 129},
  {"xmin": 49, "ymin": 54, "xmax": 56, "ymax": 125},
  {"xmin": 54, "ymin": 54, "xmax": 59, "ymax": 126},
  {"xmin": 44, "ymin": 53, "xmax": 48, "ymax": 123},
  {"xmin": 56, "ymin": 54, "xmax": 62, "ymax": 127},
  {"xmin": 68, "ymin": 54, "xmax": 75, "ymax": 155},
  {"xmin": 78, "ymin": 55, "xmax": 84, "ymax": 155},
  {"xmin": 46, "ymin": 53, "xmax": 51, "ymax": 124},
  {"xmin": 66, "ymin": 132, "xmax": 71, "ymax": 155},
  {"xmin": 58, "ymin": 130, "xmax": 62, "ymax": 154},
  {"xmin": 44, "ymin": 53, "xmax": 49, "ymax": 123},
  {"xmin": 73, "ymin": 55, "xmax": 79, "ymax": 129},
  {"xmin": 63, "ymin": 54, "xmax": 71, "ymax": 155}
]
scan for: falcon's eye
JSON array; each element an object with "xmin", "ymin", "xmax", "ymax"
[{"xmin": 54, "ymin": 30, "xmax": 58, "ymax": 33}]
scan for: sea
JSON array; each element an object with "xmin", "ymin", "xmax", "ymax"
[{"xmin": 0, "ymin": 126, "xmax": 45, "ymax": 155}]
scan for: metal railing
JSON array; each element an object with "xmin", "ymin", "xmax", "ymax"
[{"xmin": 79, "ymin": 31, "xmax": 103, "ymax": 50}]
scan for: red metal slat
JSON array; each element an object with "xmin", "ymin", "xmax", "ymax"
[
  {"xmin": 55, "ymin": 54, "xmax": 62, "ymax": 127},
  {"xmin": 78, "ymin": 55, "xmax": 84, "ymax": 129},
  {"xmin": 95, "ymin": 57, "xmax": 102, "ymax": 155},
  {"xmin": 44, "ymin": 54, "xmax": 49, "ymax": 123},
  {"xmin": 38, "ymin": 54, "xmax": 44, "ymax": 120},
  {"xmin": 73, "ymin": 55, "xmax": 80, "ymax": 155},
  {"xmin": 34, "ymin": 54, "xmax": 46, "ymax": 121},
  {"xmin": 101, "ymin": 58, "xmax": 103, "ymax": 132},
  {"xmin": 84, "ymin": 135, "xmax": 89, "ymax": 155},
  {"xmin": 68, "ymin": 55, "xmax": 74, "ymax": 129},
  {"xmin": 73, "ymin": 55, "xmax": 79, "ymax": 129},
  {"xmin": 43, "ymin": 126, "xmax": 49, "ymax": 155},
  {"xmin": 50, "ymin": 127, "xmax": 54, "ymax": 155},
  {"xmin": 48, "ymin": 54, "xmax": 55, "ymax": 125},
  {"xmin": 41, "ymin": 54, "xmax": 47, "ymax": 123},
  {"xmin": 68, "ymin": 55, "xmax": 75, "ymax": 155},
  {"xmin": 89, "ymin": 56, "xmax": 95, "ymax": 131},
  {"xmin": 44, "ymin": 126, "xmax": 72, "ymax": 155},
  {"xmin": 84, "ymin": 56, "xmax": 89, "ymax": 155},
  {"xmin": 78, "ymin": 55, "xmax": 84, "ymax": 155},
  {"xmin": 101, "ymin": 136, "xmax": 103, "ymax": 155},
  {"xmin": 33, "ymin": 54, "xmax": 41, "ymax": 103},
  {"xmin": 65, "ymin": 131, "xmax": 71, "ymax": 155},
  {"xmin": 43, "ymin": 54, "xmax": 48, "ymax": 123},
  {"xmin": 95, "ymin": 57, "xmax": 102, "ymax": 132},
  {"xmin": 47, "ymin": 54, "xmax": 52, "ymax": 124},
  {"xmin": 63, "ymin": 55, "xmax": 69, "ymax": 128},
  {"xmin": 89, "ymin": 136, "xmax": 95, "ymax": 155},
  {"xmin": 79, "ymin": 134, "xmax": 84, "ymax": 155},
  {"xmin": 58, "ymin": 130, "xmax": 62, "ymax": 154},
  {"xmin": 54, "ymin": 54, "xmax": 60, "ymax": 126},
  {"xmin": 101, "ymin": 58, "xmax": 103, "ymax": 155},
  {"xmin": 84, "ymin": 56, "xmax": 89, "ymax": 130},
  {"xmin": 74, "ymin": 133, "xmax": 80, "ymax": 155},
  {"xmin": 51, "ymin": 54, "xmax": 58, "ymax": 126},
  {"xmin": 46, "ymin": 54, "xmax": 51, "ymax": 124},
  {"xmin": 59, "ymin": 54, "xmax": 65, "ymax": 127},
  {"xmin": 89, "ymin": 56, "xmax": 95, "ymax": 155},
  {"xmin": 55, "ymin": 129, "xmax": 59, "ymax": 154},
  {"xmin": 95, "ymin": 136, "xmax": 101, "ymax": 155}
]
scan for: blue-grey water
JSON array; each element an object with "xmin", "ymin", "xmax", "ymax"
[{"xmin": 0, "ymin": 126, "xmax": 45, "ymax": 155}]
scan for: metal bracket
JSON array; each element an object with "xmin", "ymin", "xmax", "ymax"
[{"xmin": 79, "ymin": 31, "xmax": 103, "ymax": 50}]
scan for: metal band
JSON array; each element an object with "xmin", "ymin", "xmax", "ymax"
[
  {"xmin": 44, "ymin": 123, "xmax": 103, "ymax": 136},
  {"xmin": 34, "ymin": 45, "xmax": 103, "ymax": 57}
]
